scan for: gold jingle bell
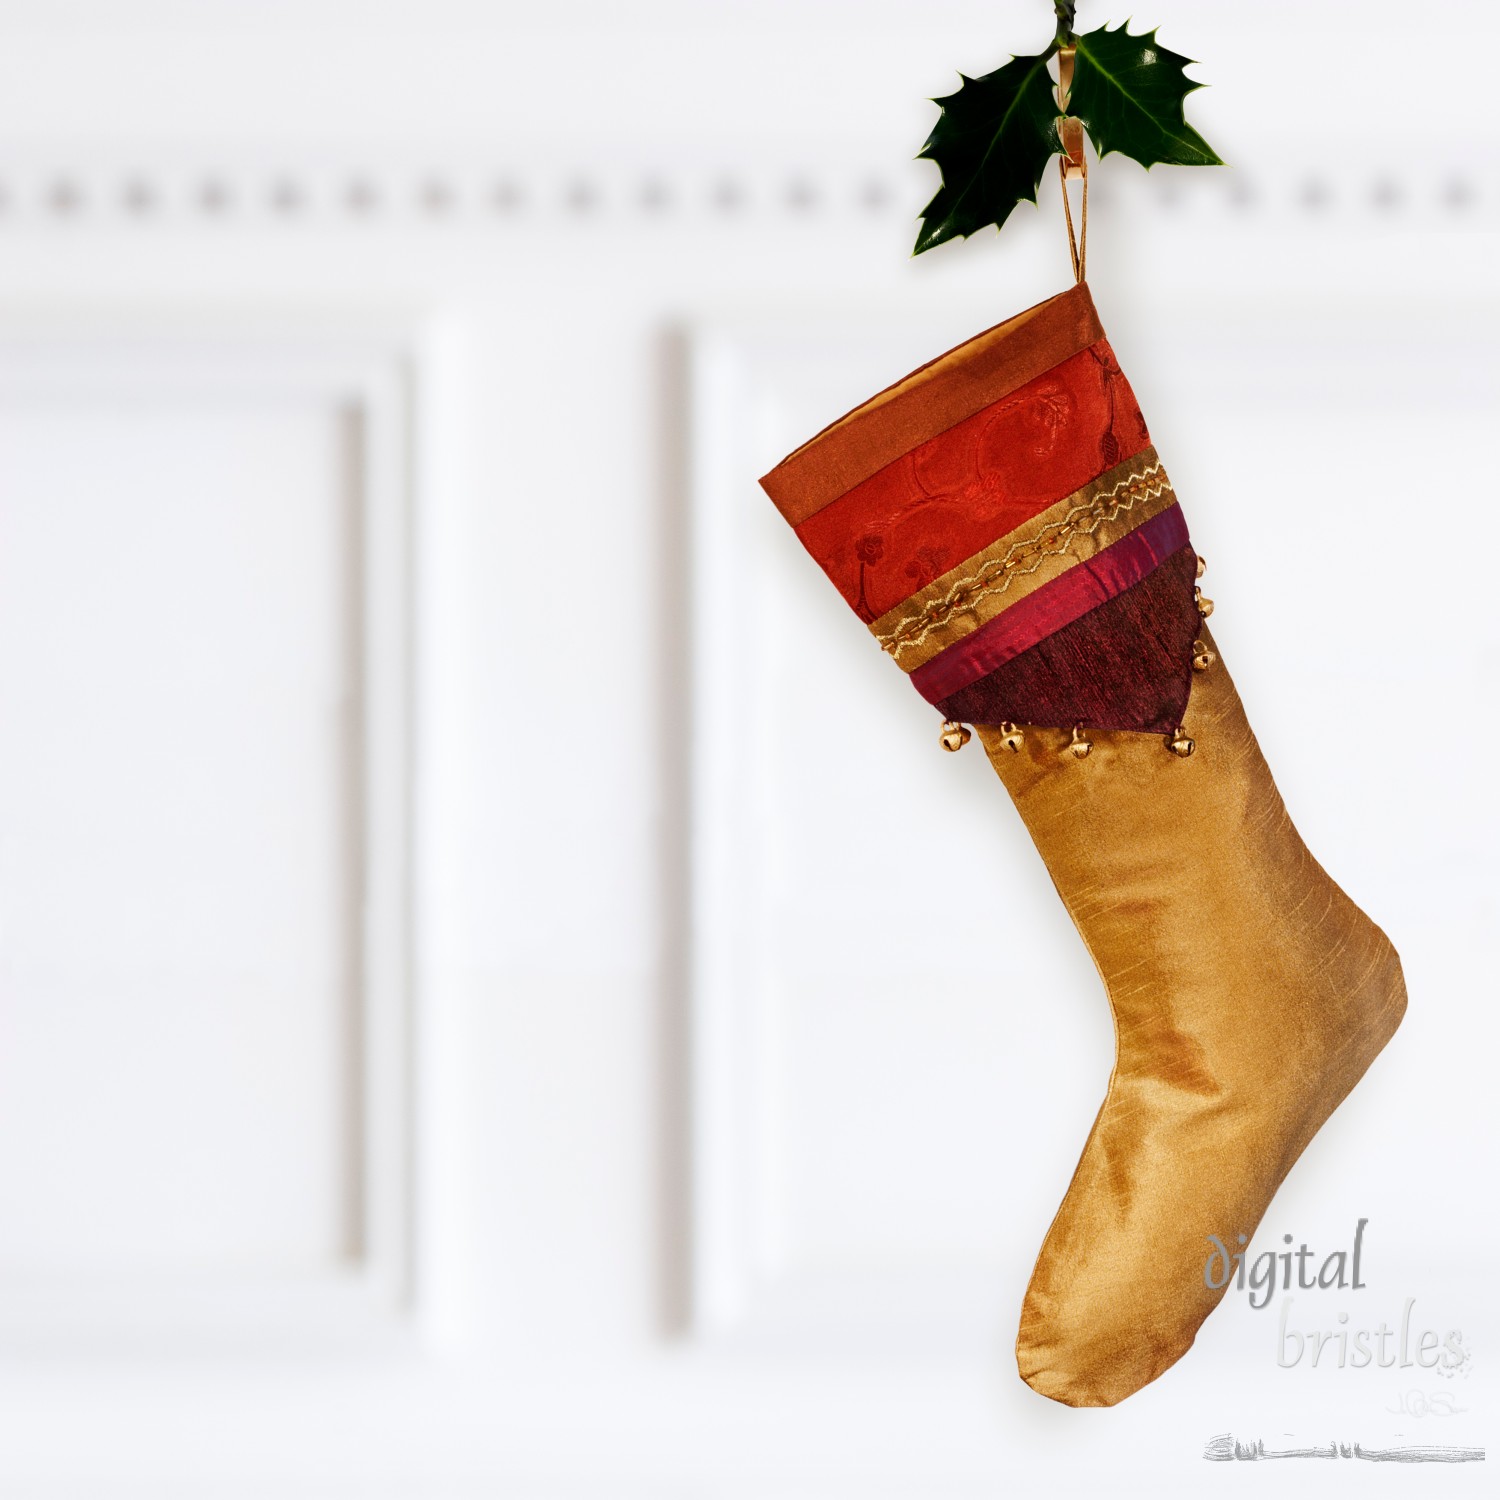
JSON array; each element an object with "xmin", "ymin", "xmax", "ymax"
[
  {"xmin": 1195, "ymin": 586, "xmax": 1215, "ymax": 619},
  {"xmin": 999, "ymin": 721, "xmax": 1024, "ymax": 754},
  {"xmin": 939, "ymin": 719, "xmax": 971, "ymax": 753},
  {"xmin": 1191, "ymin": 639, "xmax": 1217, "ymax": 672},
  {"xmin": 1196, "ymin": 553, "xmax": 1207, "ymax": 579},
  {"xmin": 1167, "ymin": 727, "xmax": 1196, "ymax": 758},
  {"xmin": 1068, "ymin": 725, "xmax": 1093, "ymax": 759}
]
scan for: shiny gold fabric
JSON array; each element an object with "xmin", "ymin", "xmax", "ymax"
[{"xmin": 975, "ymin": 632, "xmax": 1405, "ymax": 1407}]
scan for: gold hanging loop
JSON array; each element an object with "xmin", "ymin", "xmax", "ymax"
[
  {"xmin": 1056, "ymin": 46, "xmax": 1088, "ymax": 283},
  {"xmin": 1059, "ymin": 150, "xmax": 1088, "ymax": 284},
  {"xmin": 1057, "ymin": 45, "xmax": 1077, "ymax": 116}
]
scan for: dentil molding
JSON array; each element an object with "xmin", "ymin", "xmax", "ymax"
[{"xmin": 0, "ymin": 155, "xmax": 1490, "ymax": 229}]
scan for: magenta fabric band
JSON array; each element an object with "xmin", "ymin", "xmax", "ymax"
[{"xmin": 908, "ymin": 502, "xmax": 1192, "ymax": 707}]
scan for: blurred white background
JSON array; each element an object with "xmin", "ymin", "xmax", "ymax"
[{"xmin": 0, "ymin": 2, "xmax": 1495, "ymax": 1495}]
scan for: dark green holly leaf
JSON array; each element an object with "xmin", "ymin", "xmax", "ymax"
[
  {"xmin": 914, "ymin": 52, "xmax": 1061, "ymax": 256},
  {"xmin": 1070, "ymin": 23, "xmax": 1222, "ymax": 169}
]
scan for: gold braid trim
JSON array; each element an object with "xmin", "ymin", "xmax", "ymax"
[{"xmin": 870, "ymin": 450, "xmax": 1177, "ymax": 672}]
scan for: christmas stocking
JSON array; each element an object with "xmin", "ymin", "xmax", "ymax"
[{"xmin": 758, "ymin": 280, "xmax": 1406, "ymax": 1407}]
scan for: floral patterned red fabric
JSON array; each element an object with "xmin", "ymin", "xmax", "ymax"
[{"xmin": 792, "ymin": 340, "xmax": 1150, "ymax": 624}]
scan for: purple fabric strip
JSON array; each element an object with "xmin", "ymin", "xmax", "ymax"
[{"xmin": 909, "ymin": 502, "xmax": 1192, "ymax": 707}]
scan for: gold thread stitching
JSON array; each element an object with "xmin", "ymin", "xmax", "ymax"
[
  {"xmin": 876, "ymin": 462, "xmax": 1170, "ymax": 655},
  {"xmin": 874, "ymin": 462, "xmax": 1174, "ymax": 659}
]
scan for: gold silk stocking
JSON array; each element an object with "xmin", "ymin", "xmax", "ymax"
[
  {"xmin": 758, "ymin": 280, "xmax": 1405, "ymax": 1406},
  {"xmin": 976, "ymin": 631, "xmax": 1405, "ymax": 1406}
]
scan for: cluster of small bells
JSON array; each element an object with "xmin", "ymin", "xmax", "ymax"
[{"xmin": 939, "ymin": 553, "xmax": 1215, "ymax": 760}]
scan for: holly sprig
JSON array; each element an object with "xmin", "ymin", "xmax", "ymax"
[{"xmin": 914, "ymin": 1, "xmax": 1222, "ymax": 255}]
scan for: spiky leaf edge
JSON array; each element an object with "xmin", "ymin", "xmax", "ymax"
[
  {"xmin": 1069, "ymin": 21, "xmax": 1224, "ymax": 170},
  {"xmin": 912, "ymin": 51, "xmax": 1063, "ymax": 256}
]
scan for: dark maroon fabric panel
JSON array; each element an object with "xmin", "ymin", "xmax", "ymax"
[
  {"xmin": 935, "ymin": 546, "xmax": 1201, "ymax": 734},
  {"xmin": 910, "ymin": 503, "xmax": 1189, "ymax": 706}
]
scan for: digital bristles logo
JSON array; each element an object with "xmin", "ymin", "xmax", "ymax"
[
  {"xmin": 1203, "ymin": 1218, "xmax": 1472, "ymax": 1372},
  {"xmin": 1198, "ymin": 1220, "xmax": 1483, "ymax": 1465}
]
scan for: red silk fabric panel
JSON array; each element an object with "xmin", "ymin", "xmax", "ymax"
[
  {"xmin": 909, "ymin": 503, "xmax": 1191, "ymax": 706},
  {"xmin": 935, "ymin": 547, "xmax": 1202, "ymax": 734},
  {"xmin": 792, "ymin": 340, "xmax": 1151, "ymax": 623}
]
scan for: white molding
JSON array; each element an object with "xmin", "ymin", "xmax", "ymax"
[
  {"xmin": 0, "ymin": 154, "xmax": 1493, "ymax": 228},
  {"xmin": 686, "ymin": 328, "xmax": 761, "ymax": 1337},
  {"xmin": 684, "ymin": 322, "xmax": 1018, "ymax": 1350},
  {"xmin": 0, "ymin": 315, "xmax": 429, "ymax": 1351}
]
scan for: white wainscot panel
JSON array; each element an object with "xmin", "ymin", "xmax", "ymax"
[
  {"xmin": 0, "ymin": 326, "xmax": 419, "ymax": 1351},
  {"xmin": 687, "ymin": 291, "xmax": 1499, "ymax": 1351}
]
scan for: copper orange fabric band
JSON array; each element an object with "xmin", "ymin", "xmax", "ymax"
[
  {"xmin": 790, "ymin": 339, "xmax": 1150, "ymax": 623},
  {"xmin": 909, "ymin": 502, "xmax": 1191, "ymax": 706},
  {"xmin": 759, "ymin": 282, "xmax": 1105, "ymax": 525}
]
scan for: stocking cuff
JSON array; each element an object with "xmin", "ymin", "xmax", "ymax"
[{"xmin": 758, "ymin": 282, "xmax": 1204, "ymax": 736}]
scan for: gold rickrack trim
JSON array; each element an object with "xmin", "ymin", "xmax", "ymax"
[{"xmin": 873, "ymin": 459, "xmax": 1174, "ymax": 660}]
